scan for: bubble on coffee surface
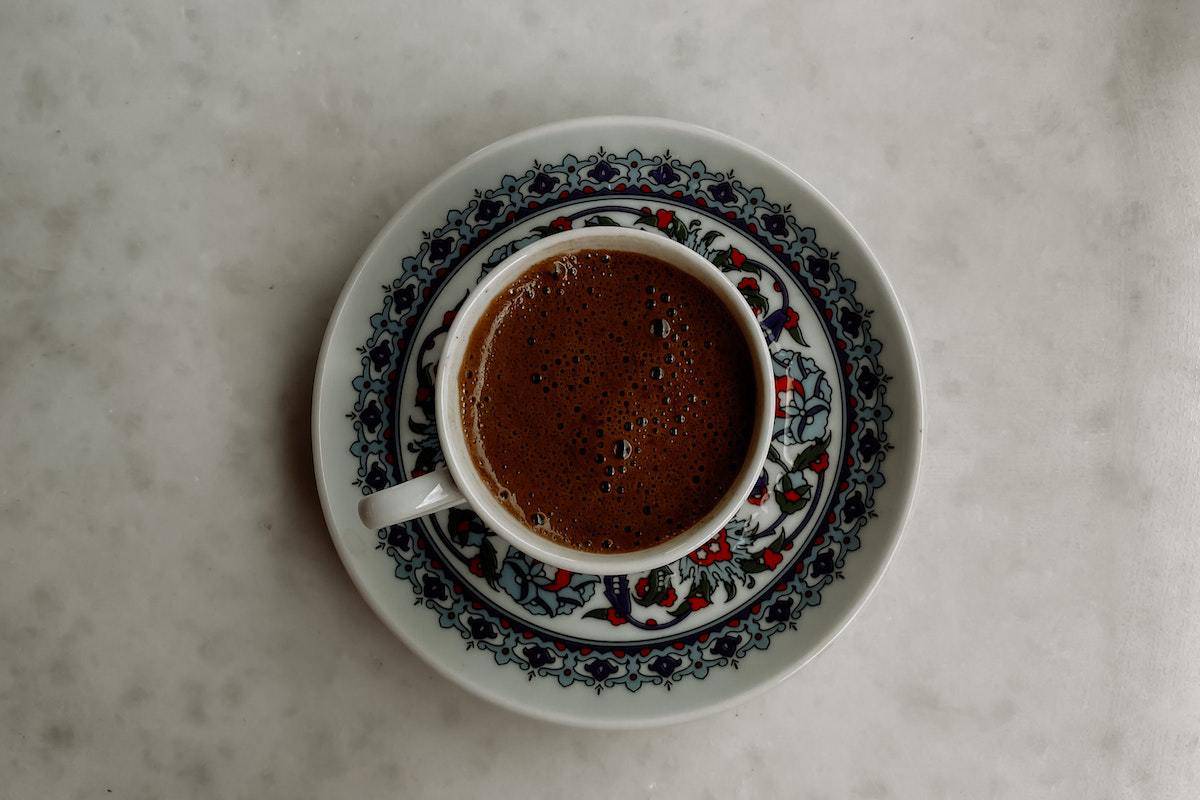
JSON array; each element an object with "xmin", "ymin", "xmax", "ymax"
[{"xmin": 458, "ymin": 248, "xmax": 758, "ymax": 553}]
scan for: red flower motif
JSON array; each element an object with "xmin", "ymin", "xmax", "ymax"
[
  {"xmin": 415, "ymin": 386, "xmax": 432, "ymax": 403},
  {"xmin": 654, "ymin": 209, "xmax": 675, "ymax": 230},
  {"xmin": 783, "ymin": 307, "xmax": 800, "ymax": 330},
  {"xmin": 729, "ymin": 248, "xmax": 746, "ymax": 268},
  {"xmin": 773, "ymin": 375, "xmax": 805, "ymax": 418},
  {"xmin": 442, "ymin": 310, "xmax": 456, "ymax": 327},
  {"xmin": 544, "ymin": 568, "xmax": 573, "ymax": 592},
  {"xmin": 605, "ymin": 608, "xmax": 627, "ymax": 626},
  {"xmin": 761, "ymin": 549, "xmax": 783, "ymax": 570},
  {"xmin": 467, "ymin": 557, "xmax": 484, "ymax": 577},
  {"xmin": 689, "ymin": 529, "xmax": 733, "ymax": 566},
  {"xmin": 634, "ymin": 578, "xmax": 677, "ymax": 607},
  {"xmin": 783, "ymin": 489, "xmax": 803, "ymax": 502},
  {"xmin": 688, "ymin": 596, "xmax": 710, "ymax": 612},
  {"xmin": 810, "ymin": 452, "xmax": 830, "ymax": 473},
  {"xmin": 737, "ymin": 277, "xmax": 759, "ymax": 292},
  {"xmin": 548, "ymin": 216, "xmax": 572, "ymax": 232}
]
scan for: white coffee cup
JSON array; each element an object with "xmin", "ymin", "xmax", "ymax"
[{"xmin": 358, "ymin": 227, "xmax": 774, "ymax": 575}]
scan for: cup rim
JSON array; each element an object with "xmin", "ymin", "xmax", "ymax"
[{"xmin": 434, "ymin": 227, "xmax": 775, "ymax": 575}]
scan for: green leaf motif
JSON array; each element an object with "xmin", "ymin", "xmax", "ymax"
[
  {"xmin": 669, "ymin": 218, "xmax": 689, "ymax": 243},
  {"xmin": 722, "ymin": 579, "xmax": 738, "ymax": 602},
  {"xmin": 584, "ymin": 216, "xmax": 621, "ymax": 227},
  {"xmin": 667, "ymin": 573, "xmax": 713, "ymax": 617},
  {"xmin": 786, "ymin": 326, "xmax": 809, "ymax": 347},
  {"xmin": 582, "ymin": 607, "xmax": 611, "ymax": 621},
  {"xmin": 767, "ymin": 445, "xmax": 790, "ymax": 470},
  {"xmin": 634, "ymin": 566, "xmax": 674, "ymax": 608},
  {"xmin": 792, "ymin": 434, "xmax": 830, "ymax": 471},
  {"xmin": 739, "ymin": 534, "xmax": 786, "ymax": 575},
  {"xmin": 740, "ymin": 290, "xmax": 769, "ymax": 316},
  {"xmin": 479, "ymin": 538, "xmax": 501, "ymax": 589},
  {"xmin": 738, "ymin": 557, "xmax": 770, "ymax": 575},
  {"xmin": 701, "ymin": 230, "xmax": 722, "ymax": 248},
  {"xmin": 774, "ymin": 471, "xmax": 812, "ymax": 513}
]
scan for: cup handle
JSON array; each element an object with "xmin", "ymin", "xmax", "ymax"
[{"xmin": 357, "ymin": 469, "xmax": 468, "ymax": 530}]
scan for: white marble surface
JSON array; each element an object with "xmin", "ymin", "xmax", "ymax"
[{"xmin": 3, "ymin": 1, "xmax": 1199, "ymax": 797}]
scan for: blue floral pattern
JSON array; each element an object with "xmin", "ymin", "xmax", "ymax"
[
  {"xmin": 497, "ymin": 550, "xmax": 597, "ymax": 618},
  {"xmin": 772, "ymin": 350, "xmax": 833, "ymax": 446},
  {"xmin": 349, "ymin": 149, "xmax": 894, "ymax": 692}
]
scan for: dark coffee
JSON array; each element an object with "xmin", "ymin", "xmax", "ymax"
[{"xmin": 459, "ymin": 248, "xmax": 757, "ymax": 553}]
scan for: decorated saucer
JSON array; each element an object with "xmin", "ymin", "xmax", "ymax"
[{"xmin": 312, "ymin": 117, "xmax": 922, "ymax": 728}]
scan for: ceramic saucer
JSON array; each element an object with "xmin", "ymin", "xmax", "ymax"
[{"xmin": 312, "ymin": 117, "xmax": 922, "ymax": 728}]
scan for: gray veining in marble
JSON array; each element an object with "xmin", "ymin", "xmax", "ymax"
[{"xmin": 3, "ymin": 1, "xmax": 1199, "ymax": 797}]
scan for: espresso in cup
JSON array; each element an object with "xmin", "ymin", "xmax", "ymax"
[{"xmin": 459, "ymin": 249, "xmax": 758, "ymax": 554}]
